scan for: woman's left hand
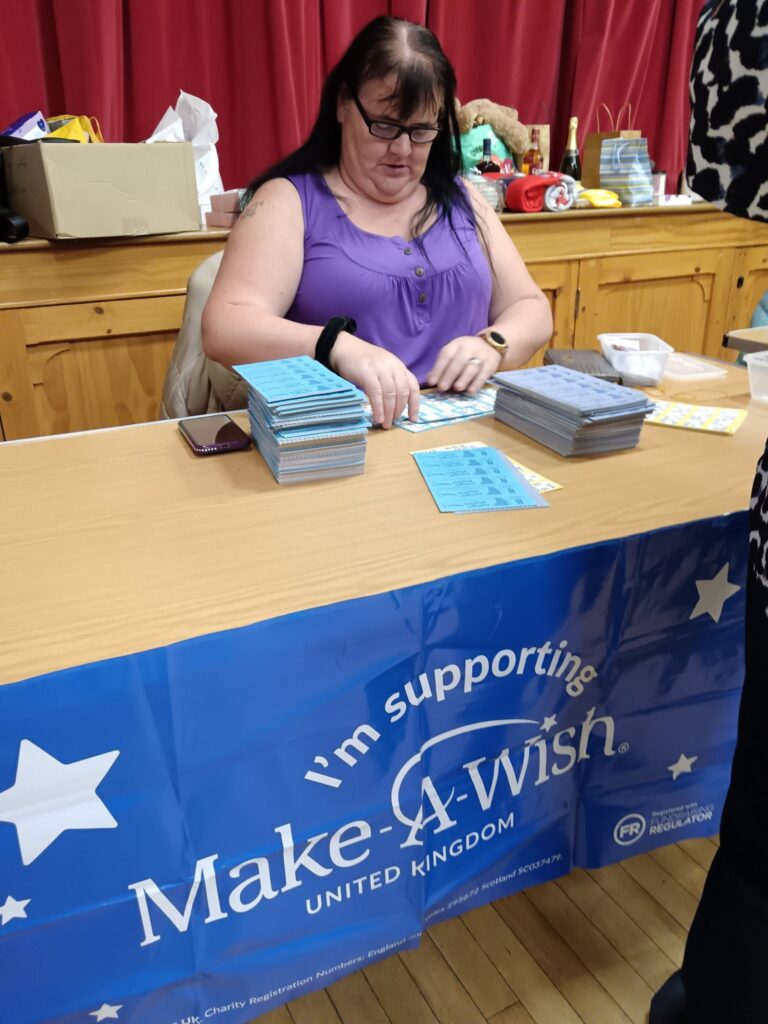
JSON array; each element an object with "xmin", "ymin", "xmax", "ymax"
[{"xmin": 425, "ymin": 336, "xmax": 502, "ymax": 395}]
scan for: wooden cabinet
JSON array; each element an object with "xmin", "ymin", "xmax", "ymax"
[
  {"xmin": 506, "ymin": 205, "xmax": 768, "ymax": 367},
  {"xmin": 0, "ymin": 231, "xmax": 227, "ymax": 440},
  {"xmin": 725, "ymin": 245, "xmax": 768, "ymax": 335},
  {"xmin": 2, "ymin": 208, "xmax": 768, "ymax": 440},
  {"xmin": 0, "ymin": 298, "xmax": 185, "ymax": 438},
  {"xmin": 573, "ymin": 248, "xmax": 736, "ymax": 356},
  {"xmin": 525, "ymin": 260, "xmax": 578, "ymax": 364}
]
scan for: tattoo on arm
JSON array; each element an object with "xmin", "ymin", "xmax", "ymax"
[{"xmin": 241, "ymin": 200, "xmax": 265, "ymax": 219}]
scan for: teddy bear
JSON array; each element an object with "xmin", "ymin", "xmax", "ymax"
[{"xmin": 455, "ymin": 98, "xmax": 530, "ymax": 165}]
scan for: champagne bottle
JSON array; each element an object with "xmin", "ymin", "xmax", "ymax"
[
  {"xmin": 521, "ymin": 128, "xmax": 543, "ymax": 175},
  {"xmin": 475, "ymin": 136, "xmax": 498, "ymax": 175},
  {"xmin": 559, "ymin": 116, "xmax": 582, "ymax": 181}
]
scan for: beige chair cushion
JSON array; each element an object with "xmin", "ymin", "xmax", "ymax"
[{"xmin": 160, "ymin": 251, "xmax": 249, "ymax": 419}]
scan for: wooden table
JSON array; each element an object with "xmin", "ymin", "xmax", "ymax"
[
  {"xmin": 1, "ymin": 365, "xmax": 764, "ymax": 686},
  {"xmin": 1, "ymin": 365, "xmax": 765, "ymax": 1024}
]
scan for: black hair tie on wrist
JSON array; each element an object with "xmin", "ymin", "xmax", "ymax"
[{"xmin": 315, "ymin": 316, "xmax": 356, "ymax": 370}]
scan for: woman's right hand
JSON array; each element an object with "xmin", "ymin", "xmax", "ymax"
[{"xmin": 331, "ymin": 333, "xmax": 420, "ymax": 428}]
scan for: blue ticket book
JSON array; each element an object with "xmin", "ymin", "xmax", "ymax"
[
  {"xmin": 234, "ymin": 356, "xmax": 369, "ymax": 483},
  {"xmin": 493, "ymin": 364, "xmax": 655, "ymax": 456}
]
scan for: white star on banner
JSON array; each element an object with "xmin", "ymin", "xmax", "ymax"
[
  {"xmin": 667, "ymin": 753, "xmax": 698, "ymax": 780},
  {"xmin": 541, "ymin": 716, "xmax": 558, "ymax": 733},
  {"xmin": 0, "ymin": 894, "xmax": 30, "ymax": 925},
  {"xmin": 89, "ymin": 1004, "xmax": 123, "ymax": 1021},
  {"xmin": 689, "ymin": 563, "xmax": 741, "ymax": 623},
  {"xmin": 0, "ymin": 740, "xmax": 120, "ymax": 866}
]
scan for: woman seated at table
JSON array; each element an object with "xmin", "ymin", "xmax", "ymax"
[{"xmin": 202, "ymin": 15, "xmax": 552, "ymax": 427}]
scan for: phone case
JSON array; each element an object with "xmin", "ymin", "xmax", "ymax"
[
  {"xmin": 178, "ymin": 417, "xmax": 251, "ymax": 456},
  {"xmin": 544, "ymin": 348, "xmax": 622, "ymax": 383}
]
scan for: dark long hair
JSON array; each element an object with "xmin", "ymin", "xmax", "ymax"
[{"xmin": 243, "ymin": 16, "xmax": 476, "ymax": 240}]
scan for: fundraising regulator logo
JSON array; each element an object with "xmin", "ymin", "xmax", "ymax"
[{"xmin": 614, "ymin": 813, "xmax": 646, "ymax": 846}]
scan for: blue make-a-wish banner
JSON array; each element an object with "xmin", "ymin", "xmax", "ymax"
[{"xmin": 0, "ymin": 513, "xmax": 747, "ymax": 1024}]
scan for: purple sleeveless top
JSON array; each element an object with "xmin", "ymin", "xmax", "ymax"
[{"xmin": 285, "ymin": 173, "xmax": 492, "ymax": 385}]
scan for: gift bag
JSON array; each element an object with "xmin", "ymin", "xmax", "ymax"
[
  {"xmin": 581, "ymin": 103, "xmax": 640, "ymax": 188},
  {"xmin": 599, "ymin": 136, "xmax": 653, "ymax": 206},
  {"xmin": 47, "ymin": 115, "xmax": 104, "ymax": 143}
]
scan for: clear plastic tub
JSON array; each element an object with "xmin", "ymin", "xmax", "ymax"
[
  {"xmin": 662, "ymin": 353, "xmax": 727, "ymax": 382},
  {"xmin": 745, "ymin": 351, "xmax": 768, "ymax": 403},
  {"xmin": 598, "ymin": 333, "xmax": 674, "ymax": 386}
]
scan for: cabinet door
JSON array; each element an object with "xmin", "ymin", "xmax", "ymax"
[
  {"xmin": 0, "ymin": 297, "xmax": 185, "ymax": 440},
  {"xmin": 575, "ymin": 249, "xmax": 735, "ymax": 357},
  {"xmin": 525, "ymin": 260, "xmax": 579, "ymax": 365},
  {"xmin": 725, "ymin": 245, "xmax": 768, "ymax": 335}
]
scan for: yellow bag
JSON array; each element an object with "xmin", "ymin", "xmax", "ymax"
[
  {"xmin": 577, "ymin": 188, "xmax": 622, "ymax": 208},
  {"xmin": 46, "ymin": 115, "xmax": 104, "ymax": 144}
]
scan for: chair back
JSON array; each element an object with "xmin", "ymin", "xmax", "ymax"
[{"xmin": 160, "ymin": 251, "xmax": 248, "ymax": 418}]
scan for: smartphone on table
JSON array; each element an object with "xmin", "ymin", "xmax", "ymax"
[{"xmin": 178, "ymin": 413, "xmax": 251, "ymax": 455}]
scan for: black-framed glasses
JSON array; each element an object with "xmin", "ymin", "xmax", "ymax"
[{"xmin": 346, "ymin": 86, "xmax": 441, "ymax": 145}]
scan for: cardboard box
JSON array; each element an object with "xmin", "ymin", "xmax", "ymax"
[
  {"xmin": 5, "ymin": 142, "xmax": 201, "ymax": 239},
  {"xmin": 210, "ymin": 189, "xmax": 244, "ymax": 213},
  {"xmin": 205, "ymin": 210, "xmax": 238, "ymax": 227}
]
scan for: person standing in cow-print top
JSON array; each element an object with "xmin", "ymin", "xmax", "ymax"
[
  {"xmin": 688, "ymin": 0, "xmax": 768, "ymax": 220},
  {"xmin": 651, "ymin": 2, "xmax": 768, "ymax": 1022}
]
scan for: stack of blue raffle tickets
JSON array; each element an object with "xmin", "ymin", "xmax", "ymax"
[
  {"xmin": 493, "ymin": 364, "xmax": 655, "ymax": 456},
  {"xmin": 234, "ymin": 356, "xmax": 369, "ymax": 483}
]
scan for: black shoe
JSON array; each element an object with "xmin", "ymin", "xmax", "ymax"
[{"xmin": 650, "ymin": 971, "xmax": 687, "ymax": 1024}]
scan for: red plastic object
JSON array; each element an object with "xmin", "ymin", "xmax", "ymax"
[
  {"xmin": 504, "ymin": 175, "xmax": 549, "ymax": 212},
  {"xmin": 504, "ymin": 173, "xmax": 575, "ymax": 213}
]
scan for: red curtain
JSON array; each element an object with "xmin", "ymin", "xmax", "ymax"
[{"xmin": 0, "ymin": 0, "xmax": 702, "ymax": 192}]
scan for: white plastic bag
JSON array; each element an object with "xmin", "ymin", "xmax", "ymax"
[{"xmin": 147, "ymin": 91, "xmax": 223, "ymax": 215}]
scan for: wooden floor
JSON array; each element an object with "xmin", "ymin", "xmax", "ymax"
[{"xmin": 251, "ymin": 837, "xmax": 718, "ymax": 1024}]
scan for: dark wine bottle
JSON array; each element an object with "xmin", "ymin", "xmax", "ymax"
[{"xmin": 475, "ymin": 136, "xmax": 498, "ymax": 174}]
